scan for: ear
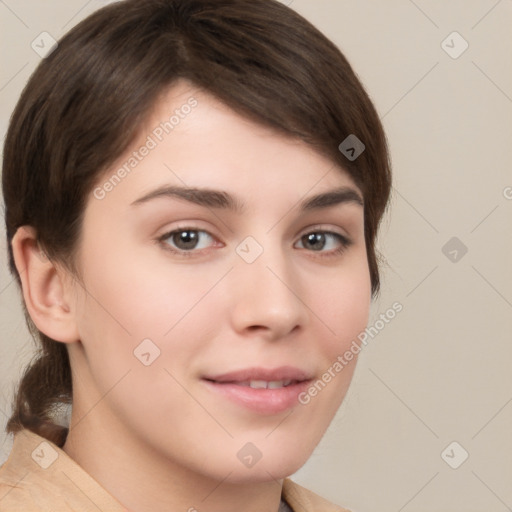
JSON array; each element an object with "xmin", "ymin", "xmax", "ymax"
[{"xmin": 11, "ymin": 226, "xmax": 80, "ymax": 344}]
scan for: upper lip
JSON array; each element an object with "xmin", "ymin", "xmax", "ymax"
[{"xmin": 203, "ymin": 366, "xmax": 312, "ymax": 383}]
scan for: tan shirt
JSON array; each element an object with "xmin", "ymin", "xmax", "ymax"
[{"xmin": 0, "ymin": 428, "xmax": 349, "ymax": 512}]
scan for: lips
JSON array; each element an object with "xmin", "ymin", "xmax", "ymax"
[{"xmin": 202, "ymin": 366, "xmax": 313, "ymax": 414}]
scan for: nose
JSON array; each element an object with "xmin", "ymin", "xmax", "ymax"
[{"xmin": 229, "ymin": 244, "xmax": 308, "ymax": 341}]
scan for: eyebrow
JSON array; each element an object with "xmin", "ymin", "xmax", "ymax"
[
  {"xmin": 131, "ymin": 185, "xmax": 245, "ymax": 212},
  {"xmin": 300, "ymin": 187, "xmax": 363, "ymax": 210},
  {"xmin": 131, "ymin": 185, "xmax": 363, "ymax": 212}
]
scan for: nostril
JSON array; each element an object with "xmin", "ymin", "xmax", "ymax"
[{"xmin": 247, "ymin": 325, "xmax": 267, "ymax": 332}]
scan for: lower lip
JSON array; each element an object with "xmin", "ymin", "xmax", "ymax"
[{"xmin": 202, "ymin": 379, "xmax": 311, "ymax": 414}]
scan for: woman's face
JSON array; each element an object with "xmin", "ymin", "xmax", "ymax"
[{"xmin": 67, "ymin": 80, "xmax": 371, "ymax": 482}]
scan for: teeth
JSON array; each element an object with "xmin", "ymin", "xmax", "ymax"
[
  {"xmin": 250, "ymin": 380, "xmax": 269, "ymax": 389},
  {"xmin": 244, "ymin": 380, "xmax": 293, "ymax": 389},
  {"xmin": 267, "ymin": 380, "xmax": 285, "ymax": 389}
]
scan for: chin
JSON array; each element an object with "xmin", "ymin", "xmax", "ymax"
[
  {"xmin": 222, "ymin": 458, "xmax": 308, "ymax": 485},
  {"xmin": 214, "ymin": 435, "xmax": 319, "ymax": 484}
]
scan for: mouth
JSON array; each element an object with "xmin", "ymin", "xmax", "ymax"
[
  {"xmin": 224, "ymin": 379, "xmax": 298, "ymax": 389},
  {"xmin": 202, "ymin": 366, "xmax": 313, "ymax": 414}
]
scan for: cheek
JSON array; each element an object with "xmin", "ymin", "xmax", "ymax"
[
  {"xmin": 289, "ymin": 258, "xmax": 370, "ymax": 451},
  {"xmin": 70, "ymin": 250, "xmax": 227, "ymax": 423},
  {"xmin": 76, "ymin": 228, "xmax": 220, "ymax": 335},
  {"xmin": 312, "ymin": 256, "xmax": 372, "ymax": 355},
  {"xmin": 69, "ymin": 246, "xmax": 234, "ymax": 453}
]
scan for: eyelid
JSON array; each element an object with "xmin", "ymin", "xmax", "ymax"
[
  {"xmin": 297, "ymin": 223, "xmax": 351, "ymax": 242},
  {"xmin": 157, "ymin": 221, "xmax": 219, "ymax": 240}
]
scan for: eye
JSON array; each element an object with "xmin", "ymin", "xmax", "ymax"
[
  {"xmin": 295, "ymin": 231, "xmax": 351, "ymax": 254},
  {"xmin": 159, "ymin": 228, "xmax": 216, "ymax": 253}
]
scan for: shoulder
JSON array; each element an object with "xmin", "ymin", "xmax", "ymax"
[
  {"xmin": 0, "ymin": 429, "xmax": 127, "ymax": 512},
  {"xmin": 0, "ymin": 454, "xmax": 44, "ymax": 511},
  {"xmin": 0, "ymin": 429, "xmax": 66, "ymax": 511},
  {"xmin": 282, "ymin": 478, "xmax": 352, "ymax": 512},
  {"xmin": 0, "ymin": 482, "xmax": 41, "ymax": 512}
]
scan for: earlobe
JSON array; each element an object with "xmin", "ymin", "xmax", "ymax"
[{"xmin": 11, "ymin": 226, "xmax": 80, "ymax": 344}]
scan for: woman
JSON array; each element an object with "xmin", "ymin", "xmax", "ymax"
[{"xmin": 0, "ymin": 0, "xmax": 391, "ymax": 510}]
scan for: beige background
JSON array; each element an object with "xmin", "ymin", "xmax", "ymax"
[{"xmin": 1, "ymin": 1, "xmax": 511, "ymax": 511}]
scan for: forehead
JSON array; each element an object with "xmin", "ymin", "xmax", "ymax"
[{"xmin": 90, "ymin": 80, "xmax": 360, "ymax": 213}]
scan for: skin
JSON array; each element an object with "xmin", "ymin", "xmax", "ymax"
[{"xmin": 13, "ymin": 80, "xmax": 371, "ymax": 512}]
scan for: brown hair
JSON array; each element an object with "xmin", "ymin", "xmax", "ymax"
[{"xmin": 2, "ymin": 0, "xmax": 391, "ymax": 445}]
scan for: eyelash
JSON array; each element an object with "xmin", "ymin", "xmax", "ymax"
[{"xmin": 157, "ymin": 226, "xmax": 352, "ymax": 259}]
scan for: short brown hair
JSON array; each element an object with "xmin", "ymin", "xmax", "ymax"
[{"xmin": 2, "ymin": 0, "xmax": 391, "ymax": 445}]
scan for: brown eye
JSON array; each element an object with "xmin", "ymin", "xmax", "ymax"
[
  {"xmin": 295, "ymin": 231, "xmax": 351, "ymax": 253},
  {"xmin": 301, "ymin": 232, "xmax": 327, "ymax": 251},
  {"xmin": 161, "ymin": 229, "xmax": 215, "ymax": 251}
]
